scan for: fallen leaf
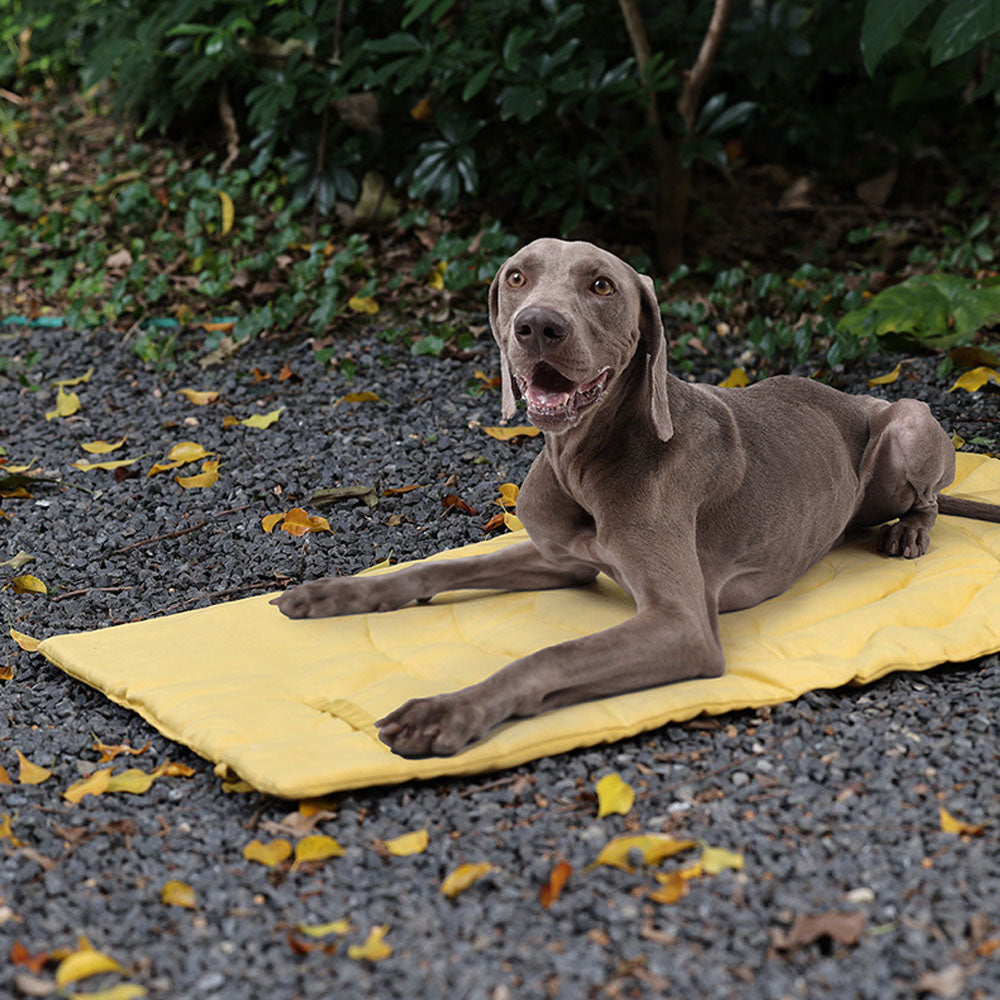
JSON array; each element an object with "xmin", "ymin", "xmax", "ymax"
[
  {"xmin": 298, "ymin": 796, "xmax": 338, "ymax": 818},
  {"xmin": 496, "ymin": 483, "xmax": 520, "ymax": 508},
  {"xmin": 482, "ymin": 425, "xmax": 541, "ymax": 440},
  {"xmin": 72, "ymin": 456, "xmax": 144, "ymax": 472},
  {"xmin": 347, "ymin": 296, "xmax": 379, "ymax": 315},
  {"xmin": 596, "ymin": 773, "xmax": 635, "ymax": 818},
  {"xmin": 1, "ymin": 550, "xmax": 35, "ymax": 571},
  {"xmin": 80, "ymin": 438, "xmax": 127, "ymax": 454},
  {"xmin": 382, "ymin": 829, "xmax": 429, "ymax": 857},
  {"xmin": 951, "ymin": 432, "xmax": 966, "ymax": 450},
  {"xmin": 105, "ymin": 768, "xmax": 156, "ymax": 795},
  {"xmin": 12, "ymin": 574, "xmax": 47, "ymax": 595},
  {"xmin": 45, "ymin": 385, "xmax": 81, "ymax": 421},
  {"xmin": 648, "ymin": 871, "xmax": 690, "ymax": 904},
  {"xmin": 539, "ymin": 860, "xmax": 572, "ymax": 908},
  {"xmin": 70, "ymin": 984, "xmax": 147, "ymax": 1000},
  {"xmin": 53, "ymin": 368, "xmax": 94, "ymax": 388},
  {"xmin": 441, "ymin": 862, "xmax": 495, "ymax": 899},
  {"xmin": 55, "ymin": 944, "xmax": 124, "ymax": 986},
  {"xmin": 590, "ymin": 834, "xmax": 697, "ymax": 872},
  {"xmin": 473, "ymin": 369, "xmax": 501, "ymax": 389},
  {"xmin": 241, "ymin": 407, "xmax": 284, "ymax": 428},
  {"xmin": 442, "ymin": 494, "xmax": 477, "ymax": 515},
  {"xmin": 279, "ymin": 508, "xmax": 331, "ymax": 536},
  {"xmin": 503, "ymin": 512, "xmax": 525, "ymax": 532},
  {"xmin": 334, "ymin": 390, "xmax": 381, "ymax": 407},
  {"xmin": 63, "ymin": 768, "xmax": 112, "ymax": 804},
  {"xmin": 0, "ymin": 664, "xmax": 12, "ymax": 680},
  {"xmin": 10, "ymin": 628, "xmax": 40, "ymax": 652},
  {"xmin": 243, "ymin": 838, "xmax": 293, "ymax": 867},
  {"xmin": 976, "ymin": 937, "xmax": 1000, "ymax": 957},
  {"xmin": 153, "ymin": 761, "xmax": 196, "ymax": 778},
  {"xmin": 17, "ymin": 750, "xmax": 52, "ymax": 785},
  {"xmin": 381, "ymin": 484, "xmax": 421, "ymax": 496},
  {"xmin": 915, "ymin": 964, "xmax": 965, "ymax": 999},
  {"xmin": 775, "ymin": 910, "xmax": 867, "ymax": 951},
  {"xmin": 1, "ymin": 813, "xmax": 25, "ymax": 844},
  {"xmin": 410, "ymin": 95, "xmax": 432, "ymax": 121},
  {"xmin": 0, "ymin": 764, "xmax": 11, "ymax": 785},
  {"xmin": 11, "ymin": 941, "xmax": 50, "ymax": 974},
  {"xmin": 719, "ymin": 368, "xmax": 749, "ymax": 388},
  {"xmin": 92, "ymin": 740, "xmax": 150, "ymax": 763},
  {"xmin": 297, "ymin": 918, "xmax": 351, "ymax": 938},
  {"xmin": 347, "ymin": 925, "xmax": 392, "ymax": 962},
  {"xmin": 216, "ymin": 189, "xmax": 234, "ymax": 236},
  {"xmin": 177, "ymin": 389, "xmax": 219, "ymax": 406},
  {"xmin": 292, "ymin": 834, "xmax": 345, "ymax": 869},
  {"xmin": 161, "ymin": 880, "xmax": 197, "ymax": 909},
  {"xmin": 311, "ymin": 485, "xmax": 378, "ymax": 508},
  {"xmin": 482, "ymin": 512, "xmax": 506, "ymax": 534},
  {"xmin": 948, "ymin": 366, "xmax": 1000, "ymax": 393},
  {"xmin": 147, "ymin": 441, "xmax": 211, "ymax": 476},
  {"xmin": 699, "ymin": 843, "xmax": 745, "ymax": 875},
  {"xmin": 427, "ymin": 261, "xmax": 448, "ymax": 290},
  {"xmin": 867, "ymin": 361, "xmax": 903, "ymax": 387},
  {"xmin": 939, "ymin": 805, "xmax": 984, "ymax": 835},
  {"xmin": 175, "ymin": 459, "xmax": 220, "ymax": 489}
]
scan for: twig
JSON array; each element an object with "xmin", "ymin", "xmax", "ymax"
[
  {"xmin": 52, "ymin": 585, "xmax": 133, "ymax": 602},
  {"xmin": 1, "ymin": 88, "xmax": 26, "ymax": 106},
  {"xmin": 677, "ymin": 0, "xmax": 734, "ymax": 130},
  {"xmin": 110, "ymin": 504, "xmax": 251, "ymax": 554},
  {"xmin": 219, "ymin": 82, "xmax": 241, "ymax": 172},
  {"xmin": 157, "ymin": 581, "xmax": 279, "ymax": 614}
]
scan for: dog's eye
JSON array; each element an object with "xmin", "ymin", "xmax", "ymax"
[
  {"xmin": 506, "ymin": 270, "xmax": 526, "ymax": 288},
  {"xmin": 591, "ymin": 277, "xmax": 615, "ymax": 296}
]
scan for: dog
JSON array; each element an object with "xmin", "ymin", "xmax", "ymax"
[{"xmin": 272, "ymin": 238, "xmax": 1000, "ymax": 757}]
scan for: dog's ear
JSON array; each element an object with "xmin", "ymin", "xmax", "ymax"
[
  {"xmin": 488, "ymin": 266, "xmax": 519, "ymax": 421},
  {"xmin": 637, "ymin": 272, "xmax": 673, "ymax": 442}
]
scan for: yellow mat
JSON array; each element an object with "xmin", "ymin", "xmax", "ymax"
[{"xmin": 38, "ymin": 453, "xmax": 1000, "ymax": 799}]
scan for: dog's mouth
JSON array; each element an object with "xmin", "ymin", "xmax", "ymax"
[{"xmin": 515, "ymin": 362, "xmax": 611, "ymax": 429}]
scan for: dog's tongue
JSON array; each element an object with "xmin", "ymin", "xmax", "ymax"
[{"xmin": 525, "ymin": 385, "xmax": 570, "ymax": 409}]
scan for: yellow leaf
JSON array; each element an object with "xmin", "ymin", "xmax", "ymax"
[
  {"xmin": 0, "ymin": 765, "xmax": 11, "ymax": 785},
  {"xmin": 55, "ymin": 945, "xmax": 124, "ymax": 986},
  {"xmin": 334, "ymin": 390, "xmax": 381, "ymax": 407},
  {"xmin": 70, "ymin": 984, "xmax": 147, "ymax": 1000},
  {"xmin": 216, "ymin": 189, "xmax": 235, "ymax": 236},
  {"xmin": 279, "ymin": 507, "xmax": 331, "ymax": 536},
  {"xmin": 298, "ymin": 796, "xmax": 338, "ymax": 817},
  {"xmin": 0, "ymin": 812, "xmax": 24, "ymax": 844},
  {"xmin": 482, "ymin": 425, "xmax": 541, "ymax": 441},
  {"xmin": 10, "ymin": 627, "xmax": 41, "ymax": 652},
  {"xmin": 161, "ymin": 879, "xmax": 197, "ymax": 908},
  {"xmin": 80, "ymin": 437, "xmax": 127, "ymax": 454},
  {"xmin": 502, "ymin": 512, "xmax": 525, "ymax": 532},
  {"xmin": 147, "ymin": 441, "xmax": 211, "ymax": 476},
  {"xmin": 175, "ymin": 459, "xmax": 220, "ymax": 489},
  {"xmin": 222, "ymin": 415, "xmax": 240, "ymax": 428},
  {"xmin": 348, "ymin": 925, "xmax": 392, "ymax": 962},
  {"xmin": 699, "ymin": 843, "xmax": 745, "ymax": 875},
  {"xmin": 952, "ymin": 432, "xmax": 966, "ymax": 450},
  {"xmin": 45, "ymin": 385, "xmax": 81, "ymax": 420},
  {"xmin": 590, "ymin": 834, "xmax": 697, "ymax": 873},
  {"xmin": 867, "ymin": 361, "xmax": 902, "ymax": 387},
  {"xmin": 105, "ymin": 768, "xmax": 156, "ymax": 794},
  {"xmin": 948, "ymin": 366, "xmax": 1000, "ymax": 393},
  {"xmin": 241, "ymin": 407, "xmax": 285, "ymax": 429},
  {"xmin": 177, "ymin": 388, "xmax": 219, "ymax": 406},
  {"xmin": 496, "ymin": 483, "xmax": 519, "ymax": 508},
  {"xmin": 539, "ymin": 859, "xmax": 572, "ymax": 909},
  {"xmin": 11, "ymin": 574, "xmax": 47, "ymax": 595},
  {"xmin": 596, "ymin": 773, "xmax": 635, "ymax": 818},
  {"xmin": 297, "ymin": 918, "xmax": 352, "ymax": 938},
  {"xmin": 648, "ymin": 871, "xmax": 690, "ymax": 904},
  {"xmin": 292, "ymin": 834, "xmax": 345, "ymax": 869},
  {"xmin": 410, "ymin": 96, "xmax": 432, "ymax": 121},
  {"xmin": 382, "ymin": 828, "xmax": 429, "ymax": 856},
  {"xmin": 441, "ymin": 861, "xmax": 494, "ymax": 898},
  {"xmin": 53, "ymin": 367, "xmax": 94, "ymax": 388},
  {"xmin": 939, "ymin": 805, "xmax": 985, "ymax": 836},
  {"xmin": 152, "ymin": 761, "xmax": 196, "ymax": 778},
  {"xmin": 16, "ymin": 749, "xmax": 52, "ymax": 784},
  {"xmin": 63, "ymin": 767, "xmax": 112, "ymax": 804},
  {"xmin": 243, "ymin": 838, "xmax": 293, "ymax": 867},
  {"xmin": 72, "ymin": 456, "xmax": 144, "ymax": 472},
  {"xmin": 427, "ymin": 260, "xmax": 448, "ymax": 290},
  {"xmin": 261, "ymin": 512, "xmax": 284, "ymax": 533},
  {"xmin": 719, "ymin": 368, "xmax": 749, "ymax": 388},
  {"xmin": 348, "ymin": 296, "xmax": 380, "ymax": 315}
]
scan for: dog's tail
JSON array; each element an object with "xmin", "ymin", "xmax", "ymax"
[{"xmin": 938, "ymin": 494, "xmax": 1000, "ymax": 522}]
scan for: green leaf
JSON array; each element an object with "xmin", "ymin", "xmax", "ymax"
[
  {"xmin": 860, "ymin": 0, "xmax": 935, "ymax": 75},
  {"xmin": 930, "ymin": 0, "xmax": 1000, "ymax": 64}
]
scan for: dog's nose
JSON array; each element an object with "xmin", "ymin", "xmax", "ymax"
[{"xmin": 513, "ymin": 306, "xmax": 568, "ymax": 355}]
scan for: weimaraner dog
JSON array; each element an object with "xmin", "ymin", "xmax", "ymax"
[{"xmin": 273, "ymin": 238, "xmax": 1000, "ymax": 757}]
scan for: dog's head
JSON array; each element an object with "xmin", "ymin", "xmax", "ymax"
[{"xmin": 488, "ymin": 238, "xmax": 671, "ymax": 441}]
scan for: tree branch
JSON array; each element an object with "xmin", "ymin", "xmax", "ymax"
[{"xmin": 677, "ymin": 0, "xmax": 734, "ymax": 130}]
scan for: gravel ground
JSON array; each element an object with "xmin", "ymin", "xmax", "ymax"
[{"xmin": 2, "ymin": 318, "xmax": 999, "ymax": 1000}]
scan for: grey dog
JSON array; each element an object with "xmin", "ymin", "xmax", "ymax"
[{"xmin": 273, "ymin": 238, "xmax": 1000, "ymax": 757}]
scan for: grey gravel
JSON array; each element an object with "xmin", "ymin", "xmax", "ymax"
[{"xmin": 1, "ymin": 321, "xmax": 998, "ymax": 999}]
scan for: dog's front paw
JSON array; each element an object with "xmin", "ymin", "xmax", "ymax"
[
  {"xmin": 270, "ymin": 576, "xmax": 387, "ymax": 618},
  {"xmin": 377, "ymin": 695, "xmax": 489, "ymax": 757},
  {"xmin": 878, "ymin": 520, "xmax": 929, "ymax": 559}
]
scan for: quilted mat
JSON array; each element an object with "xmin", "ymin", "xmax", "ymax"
[{"xmin": 37, "ymin": 453, "xmax": 1000, "ymax": 798}]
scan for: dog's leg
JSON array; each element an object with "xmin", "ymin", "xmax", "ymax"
[
  {"xmin": 270, "ymin": 541, "xmax": 597, "ymax": 618},
  {"xmin": 854, "ymin": 398, "xmax": 955, "ymax": 558}
]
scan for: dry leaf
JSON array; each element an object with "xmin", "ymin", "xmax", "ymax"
[
  {"xmin": 175, "ymin": 459, "xmax": 220, "ymax": 489},
  {"xmin": 348, "ymin": 925, "xmax": 392, "ymax": 962},
  {"xmin": 216, "ymin": 189, "xmax": 234, "ymax": 236},
  {"xmin": 382, "ymin": 829, "xmax": 429, "ymax": 857},
  {"xmin": 10, "ymin": 628, "xmax": 40, "ymax": 652},
  {"xmin": 334, "ymin": 390, "xmax": 381, "ymax": 407},
  {"xmin": 243, "ymin": 838, "xmax": 293, "ymax": 867},
  {"xmin": 867, "ymin": 362, "xmax": 902, "ymax": 387},
  {"xmin": 441, "ymin": 862, "xmax": 494, "ymax": 898},
  {"xmin": 496, "ymin": 483, "xmax": 520, "ymax": 508},
  {"xmin": 948, "ymin": 366, "xmax": 1000, "ymax": 393},
  {"xmin": 297, "ymin": 918, "xmax": 351, "ymax": 938},
  {"xmin": 280, "ymin": 508, "xmax": 331, "ymax": 536},
  {"xmin": 147, "ymin": 441, "xmax": 211, "ymax": 476},
  {"xmin": 53, "ymin": 368, "xmax": 94, "ymax": 388},
  {"xmin": 719, "ymin": 368, "xmax": 749, "ymax": 388},
  {"xmin": 442, "ymin": 494, "xmax": 477, "ymax": 515},
  {"xmin": 161, "ymin": 880, "xmax": 197, "ymax": 909},
  {"xmin": 482, "ymin": 425, "xmax": 541, "ymax": 440},
  {"xmin": 347, "ymin": 296, "xmax": 379, "ymax": 315},
  {"xmin": 12, "ymin": 574, "xmax": 47, "ymax": 595},
  {"xmin": 241, "ymin": 407, "xmax": 284, "ymax": 428},
  {"xmin": 699, "ymin": 844, "xmax": 745, "ymax": 875},
  {"xmin": 939, "ymin": 805, "xmax": 984, "ymax": 835},
  {"xmin": 153, "ymin": 761, "xmax": 195, "ymax": 778},
  {"xmin": 915, "ymin": 965, "xmax": 965, "ymax": 999},
  {"xmin": 596, "ymin": 773, "xmax": 635, "ymax": 818},
  {"xmin": 0, "ymin": 763, "xmax": 11, "ymax": 785},
  {"xmin": 1, "ymin": 550, "xmax": 35, "ymax": 571},
  {"xmin": 952, "ymin": 432, "xmax": 966, "ymax": 450},
  {"xmin": 17, "ymin": 750, "xmax": 53, "ymax": 785},
  {"xmin": 539, "ymin": 860, "xmax": 572, "ymax": 909},
  {"xmin": 410, "ymin": 95, "xmax": 432, "ymax": 121},
  {"xmin": 70, "ymin": 984, "xmax": 147, "ymax": 1000},
  {"xmin": 482, "ymin": 512, "xmax": 506, "ymax": 534},
  {"xmin": 1, "ymin": 812, "xmax": 25, "ymax": 844},
  {"xmin": 63, "ymin": 768, "xmax": 112, "ymax": 804},
  {"xmin": 177, "ymin": 389, "xmax": 219, "ymax": 406},
  {"xmin": 298, "ymin": 796, "xmax": 338, "ymax": 817},
  {"xmin": 80, "ymin": 438, "xmax": 127, "ymax": 454},
  {"xmin": 55, "ymin": 944, "xmax": 125, "ymax": 986},
  {"xmin": 45, "ymin": 385, "xmax": 81, "ymax": 421},
  {"xmin": 775, "ymin": 910, "xmax": 866, "ymax": 951},
  {"xmin": 427, "ymin": 261, "xmax": 447, "ymax": 290},
  {"xmin": 72, "ymin": 456, "xmax": 144, "ymax": 472},
  {"xmin": 292, "ymin": 834, "xmax": 345, "ymax": 869},
  {"xmin": 105, "ymin": 768, "xmax": 156, "ymax": 795},
  {"xmin": 503, "ymin": 512, "xmax": 525, "ymax": 532},
  {"xmin": 93, "ymin": 740, "xmax": 150, "ymax": 763},
  {"xmin": 648, "ymin": 871, "xmax": 690, "ymax": 904},
  {"xmin": 381, "ymin": 484, "xmax": 421, "ymax": 496},
  {"xmin": 590, "ymin": 834, "xmax": 697, "ymax": 872},
  {"xmin": 11, "ymin": 940, "xmax": 49, "ymax": 974}
]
